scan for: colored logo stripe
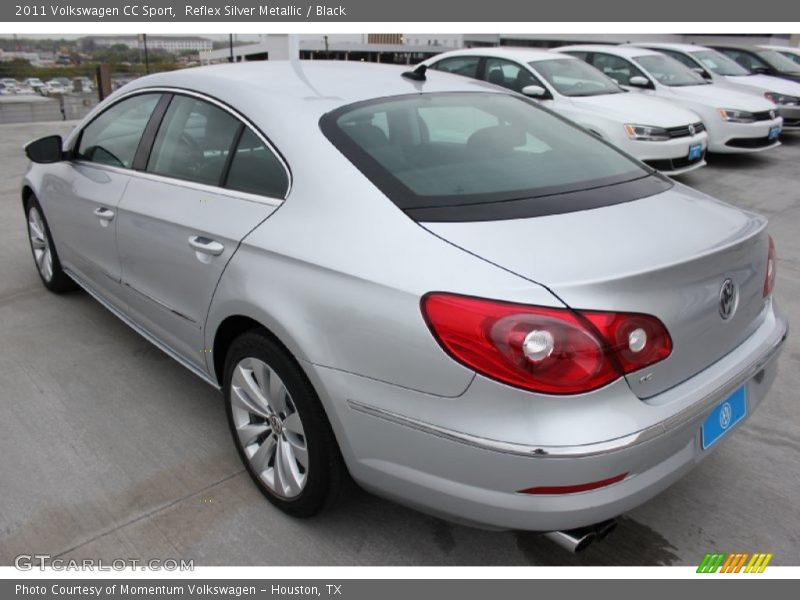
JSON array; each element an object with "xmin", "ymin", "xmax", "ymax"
[{"xmin": 697, "ymin": 552, "xmax": 773, "ymax": 573}]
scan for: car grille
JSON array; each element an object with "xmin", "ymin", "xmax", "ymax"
[
  {"xmin": 753, "ymin": 110, "xmax": 776, "ymax": 121},
  {"xmin": 726, "ymin": 135, "xmax": 778, "ymax": 148},
  {"xmin": 643, "ymin": 149, "xmax": 706, "ymax": 172},
  {"xmin": 665, "ymin": 122, "xmax": 705, "ymax": 139}
]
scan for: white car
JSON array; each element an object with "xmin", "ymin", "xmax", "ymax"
[
  {"xmin": 420, "ymin": 48, "xmax": 708, "ymax": 175},
  {"xmin": 558, "ymin": 45, "xmax": 783, "ymax": 153},
  {"xmin": 631, "ymin": 43, "xmax": 800, "ymax": 131},
  {"xmin": 759, "ymin": 45, "xmax": 800, "ymax": 67},
  {"xmin": 43, "ymin": 80, "xmax": 66, "ymax": 95}
]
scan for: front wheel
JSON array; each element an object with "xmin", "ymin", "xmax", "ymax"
[
  {"xmin": 25, "ymin": 195, "xmax": 75, "ymax": 293},
  {"xmin": 224, "ymin": 330, "xmax": 348, "ymax": 517}
]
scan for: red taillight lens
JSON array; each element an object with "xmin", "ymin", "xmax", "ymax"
[
  {"xmin": 421, "ymin": 293, "xmax": 672, "ymax": 395},
  {"xmin": 764, "ymin": 235, "xmax": 776, "ymax": 297}
]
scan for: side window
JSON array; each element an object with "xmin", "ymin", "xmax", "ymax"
[
  {"xmin": 662, "ymin": 50, "xmax": 701, "ymax": 71},
  {"xmin": 431, "ymin": 56, "xmax": 480, "ymax": 79},
  {"xmin": 589, "ymin": 53, "xmax": 646, "ymax": 86},
  {"xmin": 720, "ymin": 49, "xmax": 765, "ymax": 71},
  {"xmin": 77, "ymin": 94, "xmax": 160, "ymax": 168},
  {"xmin": 147, "ymin": 95, "xmax": 241, "ymax": 186},
  {"xmin": 225, "ymin": 128, "xmax": 289, "ymax": 198},
  {"xmin": 484, "ymin": 58, "xmax": 544, "ymax": 93}
]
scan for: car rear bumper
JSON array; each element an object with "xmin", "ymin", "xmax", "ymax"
[{"xmin": 308, "ymin": 301, "xmax": 787, "ymax": 531}]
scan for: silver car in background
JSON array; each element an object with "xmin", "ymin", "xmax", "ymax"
[{"xmin": 21, "ymin": 62, "xmax": 787, "ymax": 550}]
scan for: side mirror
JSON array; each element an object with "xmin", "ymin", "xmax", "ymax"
[
  {"xmin": 521, "ymin": 84, "xmax": 548, "ymax": 98},
  {"xmin": 692, "ymin": 67, "xmax": 711, "ymax": 79},
  {"xmin": 628, "ymin": 76, "xmax": 651, "ymax": 88},
  {"xmin": 25, "ymin": 135, "xmax": 64, "ymax": 164},
  {"xmin": 752, "ymin": 66, "xmax": 770, "ymax": 74}
]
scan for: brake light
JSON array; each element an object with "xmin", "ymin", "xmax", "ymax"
[
  {"xmin": 421, "ymin": 293, "xmax": 672, "ymax": 395},
  {"xmin": 764, "ymin": 235, "xmax": 776, "ymax": 297}
]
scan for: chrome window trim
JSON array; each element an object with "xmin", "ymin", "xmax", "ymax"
[{"xmin": 68, "ymin": 85, "xmax": 292, "ymax": 204}]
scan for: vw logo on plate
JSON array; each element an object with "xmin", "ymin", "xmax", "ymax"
[
  {"xmin": 719, "ymin": 278, "xmax": 737, "ymax": 320},
  {"xmin": 719, "ymin": 402, "xmax": 733, "ymax": 430}
]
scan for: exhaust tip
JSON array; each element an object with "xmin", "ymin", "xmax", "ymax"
[{"xmin": 543, "ymin": 518, "xmax": 618, "ymax": 553}]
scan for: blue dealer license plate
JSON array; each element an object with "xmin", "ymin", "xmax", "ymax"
[
  {"xmin": 701, "ymin": 386, "xmax": 747, "ymax": 450},
  {"xmin": 769, "ymin": 126, "xmax": 780, "ymax": 140},
  {"xmin": 688, "ymin": 144, "xmax": 703, "ymax": 160}
]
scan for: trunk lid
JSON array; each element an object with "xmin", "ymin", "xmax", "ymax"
[{"xmin": 423, "ymin": 184, "xmax": 770, "ymax": 398}]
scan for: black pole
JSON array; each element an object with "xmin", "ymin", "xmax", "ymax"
[
  {"xmin": 229, "ymin": 34, "xmax": 234, "ymax": 62},
  {"xmin": 143, "ymin": 34, "xmax": 150, "ymax": 74}
]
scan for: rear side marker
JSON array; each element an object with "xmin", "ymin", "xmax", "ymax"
[{"xmin": 518, "ymin": 472, "xmax": 628, "ymax": 495}]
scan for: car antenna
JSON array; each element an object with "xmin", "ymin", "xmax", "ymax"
[{"xmin": 402, "ymin": 64, "xmax": 427, "ymax": 81}]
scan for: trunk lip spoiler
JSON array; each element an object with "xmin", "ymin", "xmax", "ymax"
[{"xmin": 346, "ymin": 311, "xmax": 788, "ymax": 458}]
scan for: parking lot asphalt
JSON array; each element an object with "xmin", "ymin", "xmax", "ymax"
[{"xmin": 1, "ymin": 121, "xmax": 798, "ymax": 567}]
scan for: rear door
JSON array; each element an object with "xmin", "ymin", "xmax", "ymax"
[
  {"xmin": 41, "ymin": 92, "xmax": 164, "ymax": 306},
  {"xmin": 116, "ymin": 93, "xmax": 289, "ymax": 371}
]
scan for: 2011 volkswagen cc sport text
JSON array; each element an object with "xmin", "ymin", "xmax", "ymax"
[{"xmin": 21, "ymin": 61, "xmax": 787, "ymax": 549}]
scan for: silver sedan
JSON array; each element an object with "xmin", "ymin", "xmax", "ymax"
[{"xmin": 21, "ymin": 61, "xmax": 787, "ymax": 551}]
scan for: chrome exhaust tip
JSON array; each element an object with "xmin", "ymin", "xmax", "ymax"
[{"xmin": 543, "ymin": 518, "xmax": 618, "ymax": 553}]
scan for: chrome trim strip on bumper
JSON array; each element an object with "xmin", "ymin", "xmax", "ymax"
[{"xmin": 347, "ymin": 323, "xmax": 787, "ymax": 459}]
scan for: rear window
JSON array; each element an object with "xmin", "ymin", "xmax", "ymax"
[{"xmin": 320, "ymin": 92, "xmax": 668, "ymax": 221}]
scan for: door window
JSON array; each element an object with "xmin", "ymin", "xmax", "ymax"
[
  {"xmin": 483, "ymin": 58, "xmax": 545, "ymax": 93},
  {"xmin": 76, "ymin": 93, "xmax": 160, "ymax": 169},
  {"xmin": 588, "ymin": 53, "xmax": 647, "ymax": 86},
  {"xmin": 224, "ymin": 128, "xmax": 289, "ymax": 198},
  {"xmin": 147, "ymin": 95, "xmax": 241, "ymax": 186},
  {"xmin": 431, "ymin": 56, "xmax": 481, "ymax": 79}
]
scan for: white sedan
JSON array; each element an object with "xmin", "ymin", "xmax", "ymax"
[
  {"xmin": 558, "ymin": 45, "xmax": 783, "ymax": 153},
  {"xmin": 419, "ymin": 48, "xmax": 708, "ymax": 175},
  {"xmin": 631, "ymin": 43, "xmax": 800, "ymax": 131}
]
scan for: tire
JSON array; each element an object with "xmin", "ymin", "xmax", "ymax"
[
  {"xmin": 224, "ymin": 330, "xmax": 348, "ymax": 517},
  {"xmin": 24, "ymin": 195, "xmax": 76, "ymax": 294}
]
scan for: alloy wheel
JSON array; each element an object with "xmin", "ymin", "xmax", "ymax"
[{"xmin": 28, "ymin": 205, "xmax": 53, "ymax": 282}]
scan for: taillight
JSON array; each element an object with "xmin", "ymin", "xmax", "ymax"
[
  {"xmin": 764, "ymin": 235, "xmax": 776, "ymax": 297},
  {"xmin": 421, "ymin": 293, "xmax": 672, "ymax": 395}
]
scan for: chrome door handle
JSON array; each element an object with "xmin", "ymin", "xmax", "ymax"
[
  {"xmin": 93, "ymin": 207, "xmax": 115, "ymax": 220},
  {"xmin": 188, "ymin": 236, "xmax": 225, "ymax": 256},
  {"xmin": 93, "ymin": 207, "xmax": 114, "ymax": 227}
]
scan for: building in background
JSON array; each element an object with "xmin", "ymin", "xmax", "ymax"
[{"xmin": 84, "ymin": 35, "xmax": 213, "ymax": 53}]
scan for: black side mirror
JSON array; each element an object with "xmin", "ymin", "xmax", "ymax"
[
  {"xmin": 752, "ymin": 66, "xmax": 770, "ymax": 75},
  {"xmin": 25, "ymin": 135, "xmax": 64, "ymax": 164}
]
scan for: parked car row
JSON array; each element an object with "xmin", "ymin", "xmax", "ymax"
[
  {"xmin": 420, "ymin": 43, "xmax": 800, "ymax": 175},
  {"xmin": 0, "ymin": 76, "xmax": 94, "ymax": 96}
]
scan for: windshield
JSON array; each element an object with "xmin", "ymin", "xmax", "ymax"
[
  {"xmin": 778, "ymin": 50, "xmax": 800, "ymax": 66},
  {"xmin": 321, "ymin": 92, "xmax": 664, "ymax": 220},
  {"xmin": 636, "ymin": 54, "xmax": 709, "ymax": 86},
  {"xmin": 530, "ymin": 58, "xmax": 624, "ymax": 96},
  {"xmin": 756, "ymin": 49, "xmax": 800, "ymax": 72},
  {"xmin": 691, "ymin": 50, "xmax": 750, "ymax": 76}
]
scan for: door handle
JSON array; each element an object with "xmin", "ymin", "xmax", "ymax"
[
  {"xmin": 93, "ymin": 207, "xmax": 114, "ymax": 228},
  {"xmin": 188, "ymin": 235, "xmax": 225, "ymax": 256}
]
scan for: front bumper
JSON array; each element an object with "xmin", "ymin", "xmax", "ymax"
[
  {"xmin": 622, "ymin": 134, "xmax": 708, "ymax": 176},
  {"xmin": 708, "ymin": 117, "xmax": 783, "ymax": 153},
  {"xmin": 777, "ymin": 105, "xmax": 800, "ymax": 130},
  {"xmin": 308, "ymin": 302, "xmax": 787, "ymax": 531}
]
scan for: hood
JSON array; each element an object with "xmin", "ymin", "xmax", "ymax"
[
  {"xmin": 569, "ymin": 93, "xmax": 701, "ymax": 126},
  {"xmin": 662, "ymin": 83, "xmax": 777, "ymax": 111},
  {"xmin": 725, "ymin": 74, "xmax": 800, "ymax": 97}
]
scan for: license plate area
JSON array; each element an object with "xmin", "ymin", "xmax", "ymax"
[
  {"xmin": 769, "ymin": 126, "xmax": 780, "ymax": 140},
  {"xmin": 701, "ymin": 385, "xmax": 747, "ymax": 450},
  {"xmin": 688, "ymin": 143, "xmax": 703, "ymax": 160}
]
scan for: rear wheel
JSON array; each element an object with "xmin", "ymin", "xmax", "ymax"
[
  {"xmin": 223, "ymin": 330, "xmax": 348, "ymax": 517},
  {"xmin": 25, "ymin": 195, "xmax": 75, "ymax": 293}
]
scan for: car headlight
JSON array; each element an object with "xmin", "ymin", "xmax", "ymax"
[
  {"xmin": 718, "ymin": 109, "xmax": 756, "ymax": 123},
  {"xmin": 623, "ymin": 124, "xmax": 670, "ymax": 141},
  {"xmin": 764, "ymin": 92, "xmax": 800, "ymax": 106}
]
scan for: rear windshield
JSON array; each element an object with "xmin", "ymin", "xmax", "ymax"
[{"xmin": 320, "ymin": 92, "xmax": 667, "ymax": 221}]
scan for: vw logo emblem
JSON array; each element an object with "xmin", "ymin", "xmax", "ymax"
[
  {"xmin": 719, "ymin": 278, "xmax": 737, "ymax": 320},
  {"xmin": 769, "ymin": 109, "xmax": 776, "ymax": 120},
  {"xmin": 688, "ymin": 124, "xmax": 695, "ymax": 136},
  {"xmin": 719, "ymin": 402, "xmax": 733, "ymax": 430}
]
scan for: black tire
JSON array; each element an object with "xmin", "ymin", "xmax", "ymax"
[
  {"xmin": 24, "ymin": 194, "xmax": 76, "ymax": 294},
  {"xmin": 223, "ymin": 329, "xmax": 349, "ymax": 517}
]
